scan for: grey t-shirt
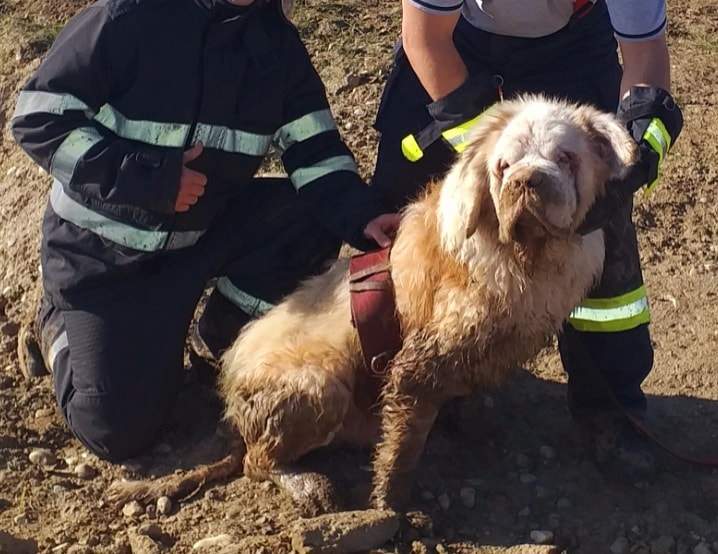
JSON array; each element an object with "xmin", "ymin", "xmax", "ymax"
[{"xmin": 408, "ymin": 0, "xmax": 667, "ymax": 41}]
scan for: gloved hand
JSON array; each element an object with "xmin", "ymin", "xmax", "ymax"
[
  {"xmin": 578, "ymin": 86, "xmax": 683, "ymax": 235},
  {"xmin": 402, "ymin": 73, "xmax": 500, "ymax": 161}
]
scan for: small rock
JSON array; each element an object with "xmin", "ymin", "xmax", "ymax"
[
  {"xmin": 145, "ymin": 504, "xmax": 157, "ymax": 519},
  {"xmin": 520, "ymin": 473, "xmax": 537, "ymax": 484},
  {"xmin": 52, "ymin": 484, "xmax": 67, "ymax": 494},
  {"xmin": 535, "ymin": 486, "xmax": 550, "ymax": 498},
  {"xmin": 518, "ymin": 507, "xmax": 531, "ymax": 517},
  {"xmin": 74, "ymin": 463, "xmax": 96, "ymax": 480},
  {"xmin": 34, "ymin": 407, "xmax": 54, "ymax": 419},
  {"xmin": 556, "ymin": 497, "xmax": 572, "ymax": 509},
  {"xmin": 156, "ymin": 496, "xmax": 172, "ymax": 516},
  {"xmin": 138, "ymin": 523, "xmax": 163, "ymax": 541},
  {"xmin": 29, "ymin": 448, "xmax": 57, "ymax": 467},
  {"xmin": 291, "ymin": 509, "xmax": 399, "ymax": 553},
  {"xmin": 0, "ymin": 321, "xmax": 19, "ymax": 337},
  {"xmin": 459, "ymin": 487, "xmax": 476, "ymax": 509},
  {"xmin": 516, "ymin": 453, "xmax": 531, "ymax": 468},
  {"xmin": 122, "ymin": 501, "xmax": 144, "ymax": 518},
  {"xmin": 204, "ymin": 488, "xmax": 222, "ymax": 501},
  {"xmin": 651, "ymin": 535, "xmax": 676, "ymax": 554},
  {"xmin": 13, "ymin": 513, "xmax": 29, "ymax": 525},
  {"xmin": 437, "ymin": 493, "xmax": 451, "ymax": 511},
  {"xmin": 530, "ymin": 530, "xmax": 555, "ymax": 545},
  {"xmin": 420, "ymin": 490, "xmax": 435, "ymax": 501},
  {"xmin": 51, "ymin": 543, "xmax": 69, "ymax": 553},
  {"xmin": 539, "ymin": 445, "xmax": 557, "ymax": 460},
  {"xmin": 694, "ymin": 543, "xmax": 712, "ymax": 554}
]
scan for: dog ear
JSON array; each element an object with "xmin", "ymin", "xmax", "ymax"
[
  {"xmin": 463, "ymin": 161, "xmax": 492, "ymax": 239},
  {"xmin": 575, "ymin": 108, "xmax": 638, "ymax": 179}
]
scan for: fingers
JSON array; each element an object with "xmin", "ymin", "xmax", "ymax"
[
  {"xmin": 182, "ymin": 142, "xmax": 204, "ymax": 164},
  {"xmin": 175, "ymin": 167, "xmax": 207, "ymax": 212},
  {"xmin": 364, "ymin": 213, "xmax": 401, "ymax": 248}
]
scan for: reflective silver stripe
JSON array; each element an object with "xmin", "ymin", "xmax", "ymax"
[
  {"xmin": 50, "ymin": 179, "xmax": 204, "ymax": 251},
  {"xmin": 51, "ymin": 127, "xmax": 104, "ymax": 185},
  {"xmin": 273, "ymin": 109, "xmax": 337, "ymax": 152},
  {"xmin": 193, "ymin": 123, "xmax": 272, "ymax": 156},
  {"xmin": 13, "ymin": 91, "xmax": 94, "ymax": 119},
  {"xmin": 216, "ymin": 277, "xmax": 274, "ymax": 317},
  {"xmin": 569, "ymin": 296, "xmax": 649, "ymax": 323},
  {"xmin": 290, "ymin": 155, "xmax": 358, "ymax": 190},
  {"xmin": 48, "ymin": 331, "xmax": 69, "ymax": 372},
  {"xmin": 94, "ymin": 104, "xmax": 190, "ymax": 147}
]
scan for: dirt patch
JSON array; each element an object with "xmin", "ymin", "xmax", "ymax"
[{"xmin": 1, "ymin": 1, "xmax": 718, "ymax": 553}]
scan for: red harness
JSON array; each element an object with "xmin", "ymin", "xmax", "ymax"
[{"xmin": 348, "ymin": 248, "xmax": 403, "ymax": 398}]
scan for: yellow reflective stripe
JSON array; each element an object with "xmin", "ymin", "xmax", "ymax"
[
  {"xmin": 273, "ymin": 109, "xmax": 337, "ymax": 152},
  {"xmin": 50, "ymin": 179, "xmax": 204, "ymax": 251},
  {"xmin": 13, "ymin": 91, "xmax": 94, "ymax": 119},
  {"xmin": 94, "ymin": 104, "xmax": 190, "ymax": 147},
  {"xmin": 401, "ymin": 134, "xmax": 424, "ymax": 162},
  {"xmin": 568, "ymin": 286, "xmax": 650, "ymax": 332},
  {"xmin": 642, "ymin": 117, "xmax": 671, "ymax": 163},
  {"xmin": 290, "ymin": 155, "xmax": 358, "ymax": 190},
  {"xmin": 216, "ymin": 278, "xmax": 274, "ymax": 317},
  {"xmin": 193, "ymin": 123, "xmax": 272, "ymax": 156},
  {"xmin": 440, "ymin": 113, "xmax": 483, "ymax": 153},
  {"xmin": 51, "ymin": 127, "xmax": 104, "ymax": 185}
]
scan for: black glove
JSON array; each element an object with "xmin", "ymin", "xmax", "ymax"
[
  {"xmin": 578, "ymin": 86, "xmax": 683, "ymax": 235},
  {"xmin": 402, "ymin": 73, "xmax": 500, "ymax": 161}
]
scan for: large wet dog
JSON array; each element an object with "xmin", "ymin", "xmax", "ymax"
[{"xmin": 109, "ymin": 96, "xmax": 637, "ymax": 514}]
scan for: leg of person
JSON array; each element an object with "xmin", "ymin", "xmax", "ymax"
[
  {"xmin": 193, "ymin": 178, "xmax": 341, "ymax": 361},
  {"xmin": 44, "ymin": 248, "xmax": 215, "ymax": 462}
]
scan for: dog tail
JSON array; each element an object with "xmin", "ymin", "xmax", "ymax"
[{"xmin": 106, "ymin": 442, "xmax": 246, "ymax": 509}]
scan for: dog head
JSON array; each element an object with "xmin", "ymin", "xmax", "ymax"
[{"xmin": 440, "ymin": 96, "xmax": 637, "ymax": 247}]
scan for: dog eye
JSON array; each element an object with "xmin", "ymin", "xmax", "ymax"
[{"xmin": 557, "ymin": 151, "xmax": 577, "ymax": 171}]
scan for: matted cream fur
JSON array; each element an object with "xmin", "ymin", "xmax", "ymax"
[{"xmin": 108, "ymin": 96, "xmax": 637, "ymax": 514}]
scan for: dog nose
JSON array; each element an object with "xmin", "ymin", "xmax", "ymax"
[{"xmin": 509, "ymin": 167, "xmax": 546, "ymax": 190}]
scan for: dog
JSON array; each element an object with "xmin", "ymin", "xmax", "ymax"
[{"xmin": 108, "ymin": 96, "xmax": 637, "ymax": 515}]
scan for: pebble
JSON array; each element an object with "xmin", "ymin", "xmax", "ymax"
[
  {"xmin": 291, "ymin": 510, "xmax": 399, "ymax": 553},
  {"xmin": 157, "ymin": 496, "xmax": 173, "ymax": 516},
  {"xmin": 518, "ymin": 506, "xmax": 531, "ymax": 517},
  {"xmin": 137, "ymin": 522, "xmax": 163, "ymax": 541},
  {"xmin": 53, "ymin": 484, "xmax": 68, "ymax": 494},
  {"xmin": 516, "ymin": 453, "xmax": 531, "ymax": 468},
  {"xmin": 14, "ymin": 513, "xmax": 29, "ymax": 525},
  {"xmin": 556, "ymin": 497, "xmax": 572, "ymax": 509},
  {"xmin": 34, "ymin": 407, "xmax": 54, "ymax": 419},
  {"xmin": 145, "ymin": 504, "xmax": 157, "ymax": 519},
  {"xmin": 122, "ymin": 501, "xmax": 144, "ymax": 518},
  {"xmin": 519, "ymin": 473, "xmax": 537, "ymax": 484},
  {"xmin": 459, "ymin": 487, "xmax": 476, "ymax": 509},
  {"xmin": 694, "ymin": 543, "xmax": 712, "ymax": 554},
  {"xmin": 74, "ymin": 463, "xmax": 96, "ymax": 480},
  {"xmin": 437, "ymin": 493, "xmax": 451, "ymax": 511},
  {"xmin": 420, "ymin": 490, "xmax": 435, "ymax": 501},
  {"xmin": 0, "ymin": 321, "xmax": 19, "ymax": 337},
  {"xmin": 539, "ymin": 445, "xmax": 557, "ymax": 460},
  {"xmin": 29, "ymin": 448, "xmax": 57, "ymax": 467},
  {"xmin": 651, "ymin": 535, "xmax": 676, "ymax": 554},
  {"xmin": 193, "ymin": 535, "xmax": 233, "ymax": 550},
  {"xmin": 535, "ymin": 485, "xmax": 550, "ymax": 498},
  {"xmin": 530, "ymin": 530, "xmax": 555, "ymax": 545}
]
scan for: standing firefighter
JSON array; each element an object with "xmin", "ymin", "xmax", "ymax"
[
  {"xmin": 372, "ymin": 0, "xmax": 683, "ymax": 477},
  {"xmin": 12, "ymin": 0, "xmax": 397, "ymax": 462}
]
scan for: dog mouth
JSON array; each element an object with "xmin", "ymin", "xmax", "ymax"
[{"xmin": 498, "ymin": 188, "xmax": 571, "ymax": 244}]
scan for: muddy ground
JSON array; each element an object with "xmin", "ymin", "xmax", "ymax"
[{"xmin": 1, "ymin": 1, "xmax": 717, "ymax": 553}]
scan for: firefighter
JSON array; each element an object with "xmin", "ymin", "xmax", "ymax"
[
  {"xmin": 372, "ymin": 0, "xmax": 684, "ymax": 478},
  {"xmin": 12, "ymin": 0, "xmax": 398, "ymax": 462}
]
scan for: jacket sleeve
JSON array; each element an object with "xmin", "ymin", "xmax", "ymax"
[
  {"xmin": 11, "ymin": 5, "xmax": 183, "ymax": 215},
  {"xmin": 275, "ymin": 33, "xmax": 388, "ymax": 251}
]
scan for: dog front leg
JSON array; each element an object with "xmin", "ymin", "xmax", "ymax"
[{"xmin": 370, "ymin": 370, "xmax": 441, "ymax": 511}]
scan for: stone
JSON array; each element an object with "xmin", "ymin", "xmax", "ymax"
[
  {"xmin": 291, "ymin": 509, "xmax": 399, "ymax": 553},
  {"xmin": 518, "ymin": 507, "xmax": 531, "ymax": 517},
  {"xmin": 530, "ymin": 530, "xmax": 555, "ymax": 545},
  {"xmin": 145, "ymin": 504, "xmax": 157, "ymax": 519},
  {"xmin": 192, "ymin": 534, "xmax": 233, "ymax": 550},
  {"xmin": 0, "ymin": 321, "xmax": 19, "ymax": 337},
  {"xmin": 437, "ymin": 493, "xmax": 451, "ymax": 511},
  {"xmin": 155, "ymin": 496, "xmax": 173, "ymax": 516},
  {"xmin": 74, "ymin": 463, "xmax": 96, "ymax": 480},
  {"xmin": 138, "ymin": 523, "xmax": 163, "ymax": 541},
  {"xmin": 122, "ymin": 501, "xmax": 144, "ymax": 518},
  {"xmin": 29, "ymin": 448, "xmax": 57, "ymax": 466},
  {"xmin": 520, "ymin": 473, "xmax": 537, "ymax": 484},
  {"xmin": 13, "ymin": 513, "xmax": 29, "ymax": 525},
  {"xmin": 539, "ymin": 445, "xmax": 557, "ymax": 460},
  {"xmin": 694, "ymin": 543, "xmax": 712, "ymax": 554},
  {"xmin": 459, "ymin": 487, "xmax": 476, "ymax": 509},
  {"xmin": 420, "ymin": 490, "xmax": 435, "ymax": 501},
  {"xmin": 651, "ymin": 535, "xmax": 676, "ymax": 554},
  {"xmin": 34, "ymin": 407, "xmax": 54, "ymax": 419}
]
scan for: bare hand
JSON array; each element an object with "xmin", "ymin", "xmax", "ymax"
[
  {"xmin": 175, "ymin": 143, "xmax": 207, "ymax": 213},
  {"xmin": 363, "ymin": 213, "xmax": 401, "ymax": 248}
]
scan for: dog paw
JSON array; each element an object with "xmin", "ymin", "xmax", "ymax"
[{"xmin": 271, "ymin": 470, "xmax": 342, "ymax": 517}]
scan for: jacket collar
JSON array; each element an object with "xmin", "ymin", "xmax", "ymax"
[{"xmin": 194, "ymin": 0, "xmax": 258, "ymax": 19}]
